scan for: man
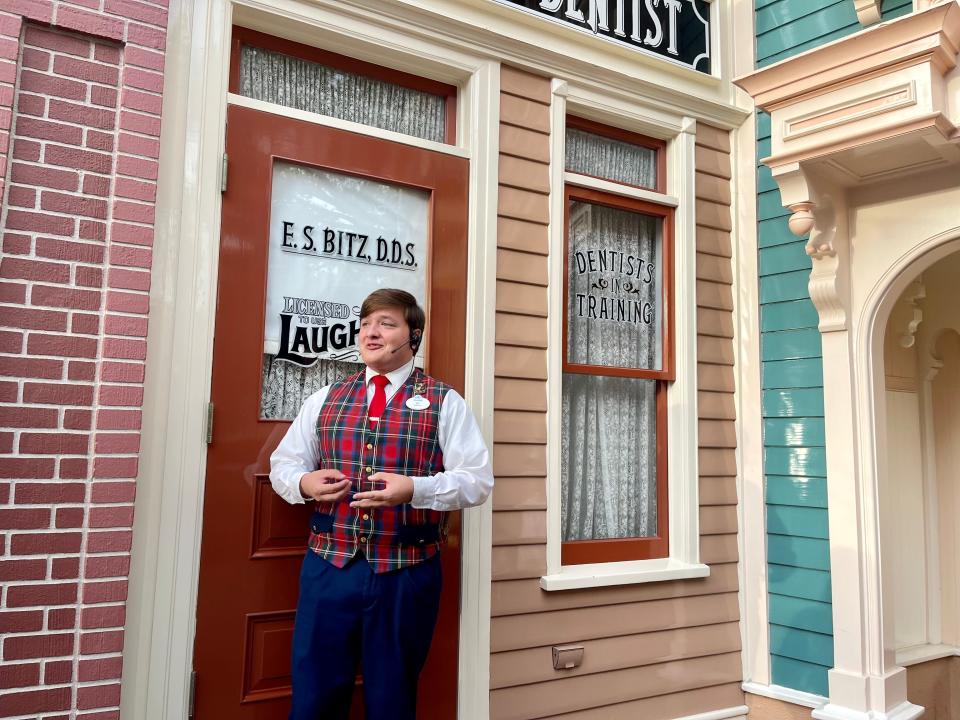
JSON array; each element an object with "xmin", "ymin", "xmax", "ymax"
[{"xmin": 270, "ymin": 288, "xmax": 493, "ymax": 720}]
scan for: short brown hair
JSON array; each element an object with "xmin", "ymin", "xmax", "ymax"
[{"xmin": 360, "ymin": 289, "xmax": 425, "ymax": 337}]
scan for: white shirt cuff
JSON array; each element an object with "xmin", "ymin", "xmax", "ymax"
[{"xmin": 410, "ymin": 475, "xmax": 437, "ymax": 509}]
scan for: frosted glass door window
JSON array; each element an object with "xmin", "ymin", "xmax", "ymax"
[{"xmin": 260, "ymin": 162, "xmax": 429, "ymax": 420}]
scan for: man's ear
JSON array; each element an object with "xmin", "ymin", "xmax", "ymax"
[{"xmin": 411, "ymin": 328, "xmax": 423, "ymax": 352}]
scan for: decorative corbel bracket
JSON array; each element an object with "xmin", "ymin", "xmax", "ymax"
[
  {"xmin": 897, "ymin": 280, "xmax": 926, "ymax": 348},
  {"xmin": 854, "ymin": 0, "xmax": 882, "ymax": 26},
  {"xmin": 769, "ymin": 161, "xmax": 848, "ymax": 333}
]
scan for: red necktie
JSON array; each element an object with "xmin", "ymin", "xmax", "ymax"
[{"xmin": 368, "ymin": 374, "xmax": 390, "ymax": 421}]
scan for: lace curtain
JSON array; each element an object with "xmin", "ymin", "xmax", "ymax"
[
  {"xmin": 561, "ymin": 202, "xmax": 661, "ymax": 541},
  {"xmin": 237, "ymin": 45, "xmax": 446, "ymax": 143},
  {"xmin": 566, "ymin": 128, "xmax": 657, "ymax": 189}
]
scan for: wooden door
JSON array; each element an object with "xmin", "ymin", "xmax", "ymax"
[{"xmin": 192, "ymin": 103, "xmax": 468, "ymax": 719}]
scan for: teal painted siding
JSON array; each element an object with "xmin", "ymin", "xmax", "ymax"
[{"xmin": 754, "ymin": 0, "xmax": 911, "ymax": 696}]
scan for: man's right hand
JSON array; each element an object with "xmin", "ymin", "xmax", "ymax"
[{"xmin": 299, "ymin": 469, "xmax": 351, "ymax": 503}]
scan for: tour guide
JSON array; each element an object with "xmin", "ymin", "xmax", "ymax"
[{"xmin": 270, "ymin": 288, "xmax": 493, "ymax": 720}]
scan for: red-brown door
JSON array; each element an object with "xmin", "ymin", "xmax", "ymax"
[{"xmin": 192, "ymin": 103, "xmax": 468, "ymax": 719}]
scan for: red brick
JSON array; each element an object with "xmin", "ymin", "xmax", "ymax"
[
  {"xmin": 0, "ymin": 406, "xmax": 57, "ymax": 428},
  {"xmin": 3, "ymin": 231, "xmax": 32, "ymax": 253},
  {"xmin": 83, "ymin": 173, "xmax": 112, "ymax": 196},
  {"xmin": 94, "ymin": 44, "xmax": 121, "ymax": 64},
  {"xmin": 47, "ymin": 99, "xmax": 115, "ymax": 130},
  {"xmin": 53, "ymin": 55, "xmax": 120, "ymax": 85},
  {"xmin": 79, "ymin": 219, "xmax": 107, "ymax": 241},
  {"xmin": 120, "ymin": 88, "xmax": 162, "ymax": 115},
  {"xmin": 3, "ymin": 632, "xmax": 74, "ymax": 660},
  {"xmin": 48, "ymin": 608, "xmax": 76, "ymax": 630},
  {"xmin": 19, "ymin": 432, "xmax": 88, "ymax": 454},
  {"xmin": 56, "ymin": 6, "xmax": 124, "ymax": 42},
  {"xmin": 86, "ymin": 530, "xmax": 132, "ymax": 554},
  {"xmin": 118, "ymin": 132, "xmax": 159, "ymax": 159},
  {"xmin": 108, "ymin": 268, "xmax": 150, "ymax": 292},
  {"xmin": 0, "ymin": 433, "xmax": 12, "ymax": 453},
  {"xmin": 0, "ymin": 686, "xmax": 71, "ymax": 714},
  {"xmin": 77, "ymin": 683, "xmax": 120, "ymax": 710},
  {"xmin": 95, "ymin": 409, "xmax": 141, "ymax": 431},
  {"xmin": 60, "ymin": 457, "xmax": 88, "ymax": 478},
  {"xmin": 76, "ymin": 266, "xmax": 104, "ymax": 288},
  {"xmin": 86, "ymin": 129, "xmax": 115, "ymax": 152},
  {"xmin": 6, "ymin": 582, "xmax": 77, "ymax": 607},
  {"xmin": 64, "ymin": 409, "xmax": 93, "ymax": 430},
  {"xmin": 16, "ymin": 116, "xmax": 83, "ymax": 145},
  {"xmin": 45, "ymin": 144, "xmax": 112, "ymax": 174},
  {"xmin": 99, "ymin": 385, "xmax": 143, "ymax": 407},
  {"xmin": 55, "ymin": 506, "xmax": 84, "ymax": 528},
  {"xmin": 11, "ymin": 162, "xmax": 79, "ymax": 191},
  {"xmin": 15, "ymin": 482, "xmax": 85, "ymax": 503},
  {"xmin": 0, "ymin": 380, "xmax": 17, "ymax": 401},
  {"xmin": 0, "ymin": 282, "xmax": 27, "ymax": 304},
  {"xmin": 43, "ymin": 658, "xmax": 73, "ymax": 682},
  {"xmin": 0, "ymin": 610, "xmax": 43, "ymax": 634},
  {"xmin": 106, "ymin": 0, "xmax": 168, "ymax": 25},
  {"xmin": 126, "ymin": 22, "xmax": 165, "ymax": 50},
  {"xmin": 0, "ymin": 558, "xmax": 46, "ymax": 581},
  {"xmin": 18, "ymin": 69, "xmax": 86, "ymax": 101},
  {"xmin": 0, "ymin": 256, "xmax": 70, "ymax": 282},
  {"xmin": 13, "ymin": 138, "xmax": 41, "ymax": 161},
  {"xmin": 123, "ymin": 66, "xmax": 163, "ymax": 95},
  {"xmin": 90, "ymin": 85, "xmax": 118, "ymax": 108},
  {"xmin": 104, "ymin": 314, "xmax": 148, "ymax": 337},
  {"xmin": 27, "ymin": 333, "xmax": 98, "ymax": 358},
  {"xmin": 7, "ymin": 185, "xmax": 36, "ymax": 207},
  {"xmin": 81, "ymin": 604, "xmax": 125, "ymax": 629},
  {"xmin": 0, "ymin": 58, "xmax": 14, "ymax": 84},
  {"xmin": 68, "ymin": 360, "xmax": 97, "ymax": 380},
  {"xmin": 0, "ymin": 457, "xmax": 55, "ymax": 478},
  {"xmin": 119, "ymin": 109, "xmax": 160, "ymax": 136},
  {"xmin": 103, "ymin": 337, "xmax": 146, "ymax": 360},
  {"xmin": 10, "ymin": 532, "xmax": 82, "ymax": 555},
  {"xmin": 114, "ymin": 177, "xmax": 155, "ymax": 202},
  {"xmin": 41, "ymin": 191, "xmax": 108, "ymax": 218},
  {"xmin": 115, "ymin": 200, "xmax": 155, "ymax": 225},
  {"xmin": 110, "ymin": 222, "xmax": 152, "ymax": 246},
  {"xmin": 5, "ymin": 208, "xmax": 74, "ymax": 236},
  {"xmin": 1, "ymin": 306, "xmax": 67, "ymax": 331},
  {"xmin": 116, "ymin": 154, "xmax": 157, "ymax": 180},
  {"xmin": 35, "ymin": 237, "xmax": 104, "ymax": 263},
  {"xmin": 78, "ymin": 655, "xmax": 123, "ymax": 683},
  {"xmin": 92, "ymin": 458, "xmax": 137, "ymax": 480},
  {"xmin": 0, "ymin": 329, "xmax": 24, "ymax": 353},
  {"xmin": 100, "ymin": 361, "xmax": 144, "ymax": 383},
  {"xmin": 83, "ymin": 580, "xmax": 128, "ymax": 605},
  {"xmin": 24, "ymin": 27, "xmax": 89, "ymax": 57},
  {"xmin": 21, "ymin": 48, "xmax": 49, "ymax": 71},
  {"xmin": 0, "ymin": 662, "xmax": 41, "ymax": 689},
  {"xmin": 90, "ymin": 480, "xmax": 136, "ymax": 503},
  {"xmin": 23, "ymin": 382, "xmax": 94, "ymax": 406},
  {"xmin": 51, "ymin": 556, "xmax": 80, "ymax": 580},
  {"xmin": 0, "ymin": 509, "xmax": 50, "ymax": 531},
  {"xmin": 124, "ymin": 46, "xmax": 164, "ymax": 72},
  {"xmin": 32, "ymin": 284, "xmax": 101, "ymax": 310},
  {"xmin": 79, "ymin": 630, "xmax": 124, "ymax": 654},
  {"xmin": 16, "ymin": 91, "xmax": 46, "ymax": 116},
  {"xmin": 0, "ymin": 14, "xmax": 24, "ymax": 37}
]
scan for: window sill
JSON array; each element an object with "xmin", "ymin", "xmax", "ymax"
[
  {"xmin": 896, "ymin": 643, "xmax": 960, "ymax": 667},
  {"xmin": 539, "ymin": 558, "xmax": 709, "ymax": 591}
]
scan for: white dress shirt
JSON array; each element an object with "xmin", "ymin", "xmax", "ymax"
[{"xmin": 269, "ymin": 358, "xmax": 493, "ymax": 511}]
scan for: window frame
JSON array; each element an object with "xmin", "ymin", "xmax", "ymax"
[
  {"xmin": 559, "ymin": 129, "xmax": 675, "ymax": 565},
  {"xmin": 228, "ymin": 26, "xmax": 459, "ymax": 145}
]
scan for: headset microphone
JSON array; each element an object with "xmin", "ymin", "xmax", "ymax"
[
  {"xmin": 390, "ymin": 339, "xmax": 413, "ymax": 354},
  {"xmin": 389, "ymin": 329, "xmax": 422, "ymax": 354}
]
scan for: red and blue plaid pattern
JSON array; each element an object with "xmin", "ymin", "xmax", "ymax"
[{"xmin": 309, "ymin": 368, "xmax": 450, "ymax": 573}]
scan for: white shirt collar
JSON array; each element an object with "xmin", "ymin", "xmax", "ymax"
[{"xmin": 365, "ymin": 357, "xmax": 415, "ymax": 390}]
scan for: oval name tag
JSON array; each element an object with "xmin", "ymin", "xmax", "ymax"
[{"xmin": 406, "ymin": 395, "xmax": 430, "ymax": 411}]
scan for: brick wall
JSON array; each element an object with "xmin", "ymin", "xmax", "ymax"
[{"xmin": 0, "ymin": 2, "xmax": 168, "ymax": 718}]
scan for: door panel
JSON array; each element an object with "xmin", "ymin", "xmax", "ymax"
[{"xmin": 192, "ymin": 103, "xmax": 468, "ymax": 719}]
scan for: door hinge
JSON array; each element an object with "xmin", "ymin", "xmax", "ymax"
[
  {"xmin": 220, "ymin": 152, "xmax": 228, "ymax": 193},
  {"xmin": 188, "ymin": 670, "xmax": 197, "ymax": 719},
  {"xmin": 205, "ymin": 402, "xmax": 214, "ymax": 445}
]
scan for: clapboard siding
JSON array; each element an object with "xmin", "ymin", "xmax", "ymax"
[
  {"xmin": 750, "ymin": 0, "xmax": 910, "ymax": 694},
  {"xmin": 488, "ymin": 66, "xmax": 742, "ymax": 717}
]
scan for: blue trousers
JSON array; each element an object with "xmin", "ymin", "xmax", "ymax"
[{"xmin": 288, "ymin": 551, "xmax": 442, "ymax": 720}]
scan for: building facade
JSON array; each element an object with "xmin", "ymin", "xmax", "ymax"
[{"xmin": 0, "ymin": 1, "xmax": 957, "ymax": 719}]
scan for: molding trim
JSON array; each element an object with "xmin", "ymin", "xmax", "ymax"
[
  {"xmin": 812, "ymin": 702, "xmax": 924, "ymax": 720},
  {"xmin": 674, "ymin": 706, "xmax": 750, "ymax": 720},
  {"xmin": 743, "ymin": 682, "xmax": 828, "ymax": 709}
]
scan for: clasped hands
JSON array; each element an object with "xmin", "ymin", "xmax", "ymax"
[{"xmin": 298, "ymin": 468, "xmax": 414, "ymax": 508}]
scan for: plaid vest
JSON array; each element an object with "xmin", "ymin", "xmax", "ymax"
[{"xmin": 308, "ymin": 367, "xmax": 450, "ymax": 573}]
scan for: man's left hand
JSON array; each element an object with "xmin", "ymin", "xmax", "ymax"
[{"xmin": 350, "ymin": 472, "xmax": 414, "ymax": 508}]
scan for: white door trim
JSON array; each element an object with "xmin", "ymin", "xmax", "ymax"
[{"xmin": 121, "ymin": 1, "xmax": 498, "ymax": 718}]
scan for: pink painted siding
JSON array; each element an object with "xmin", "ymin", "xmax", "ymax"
[{"xmin": 0, "ymin": 2, "xmax": 168, "ymax": 718}]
